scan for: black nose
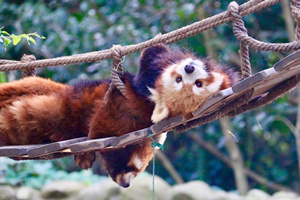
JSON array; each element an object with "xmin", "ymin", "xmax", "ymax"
[
  {"xmin": 120, "ymin": 182, "xmax": 130, "ymax": 188},
  {"xmin": 184, "ymin": 65, "xmax": 195, "ymax": 74}
]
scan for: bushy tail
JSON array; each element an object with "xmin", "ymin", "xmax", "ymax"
[{"xmin": 0, "ymin": 77, "xmax": 68, "ymax": 108}]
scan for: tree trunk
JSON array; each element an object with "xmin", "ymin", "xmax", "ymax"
[
  {"xmin": 156, "ymin": 150, "xmax": 184, "ymax": 184},
  {"xmin": 198, "ymin": 5, "xmax": 249, "ymax": 195},
  {"xmin": 220, "ymin": 117, "xmax": 249, "ymax": 195},
  {"xmin": 188, "ymin": 133, "xmax": 291, "ymax": 192}
]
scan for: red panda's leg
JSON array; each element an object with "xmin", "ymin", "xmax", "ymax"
[
  {"xmin": 0, "ymin": 77, "xmax": 68, "ymax": 108},
  {"xmin": 74, "ymin": 153, "xmax": 96, "ymax": 169}
]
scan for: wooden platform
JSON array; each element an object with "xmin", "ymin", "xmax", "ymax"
[{"xmin": 1, "ymin": 50, "xmax": 300, "ymax": 160}]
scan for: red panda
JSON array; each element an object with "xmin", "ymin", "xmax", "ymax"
[
  {"xmin": 0, "ymin": 44, "xmax": 238, "ymax": 187},
  {"xmin": 147, "ymin": 49, "xmax": 240, "ymax": 123}
]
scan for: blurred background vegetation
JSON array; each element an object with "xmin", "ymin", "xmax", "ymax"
[{"xmin": 0, "ymin": 0, "xmax": 299, "ymax": 195}]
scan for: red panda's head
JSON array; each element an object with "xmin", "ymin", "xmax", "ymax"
[
  {"xmin": 140, "ymin": 45, "xmax": 238, "ymax": 123},
  {"xmin": 98, "ymin": 133, "xmax": 167, "ymax": 188}
]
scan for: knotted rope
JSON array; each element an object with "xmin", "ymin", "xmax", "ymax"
[
  {"xmin": 21, "ymin": 54, "xmax": 37, "ymax": 77},
  {"xmin": 291, "ymin": 0, "xmax": 300, "ymax": 41},
  {"xmin": 110, "ymin": 45, "xmax": 126, "ymax": 97},
  {"xmin": 0, "ymin": 0, "xmax": 285, "ymax": 73},
  {"xmin": 229, "ymin": 2, "xmax": 252, "ymax": 79},
  {"xmin": 173, "ymin": 0, "xmax": 300, "ymax": 133},
  {"xmin": 1, "ymin": 0, "xmax": 300, "ymax": 136}
]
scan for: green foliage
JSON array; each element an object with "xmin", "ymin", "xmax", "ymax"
[
  {"xmin": 0, "ymin": 0, "xmax": 298, "ymax": 193},
  {"xmin": 0, "ymin": 27, "xmax": 45, "ymax": 50},
  {"xmin": 0, "ymin": 72, "xmax": 7, "ymax": 83},
  {"xmin": 0, "ymin": 158, "xmax": 103, "ymax": 189}
]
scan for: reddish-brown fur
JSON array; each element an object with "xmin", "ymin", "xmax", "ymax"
[
  {"xmin": 0, "ymin": 44, "xmax": 239, "ymax": 187},
  {"xmin": 0, "ymin": 74, "xmax": 156, "ymax": 186},
  {"xmin": 0, "ymin": 44, "xmax": 172, "ymax": 187}
]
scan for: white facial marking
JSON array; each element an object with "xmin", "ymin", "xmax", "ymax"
[
  {"xmin": 132, "ymin": 156, "xmax": 144, "ymax": 170},
  {"xmin": 192, "ymin": 86, "xmax": 205, "ymax": 96},
  {"xmin": 161, "ymin": 58, "xmax": 209, "ymax": 94},
  {"xmin": 123, "ymin": 172, "xmax": 135, "ymax": 183},
  {"xmin": 162, "ymin": 65, "xmax": 178, "ymax": 89},
  {"xmin": 116, "ymin": 172, "xmax": 135, "ymax": 186},
  {"xmin": 207, "ymin": 72, "xmax": 224, "ymax": 93},
  {"xmin": 176, "ymin": 58, "xmax": 208, "ymax": 85}
]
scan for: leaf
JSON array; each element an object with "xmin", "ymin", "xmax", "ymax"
[
  {"xmin": 4, "ymin": 38, "xmax": 11, "ymax": 46},
  {"xmin": 20, "ymin": 34, "xmax": 28, "ymax": 39},
  {"xmin": 11, "ymin": 35, "xmax": 22, "ymax": 45},
  {"xmin": 27, "ymin": 36, "xmax": 36, "ymax": 45},
  {"xmin": 0, "ymin": 37, "xmax": 3, "ymax": 43},
  {"xmin": 0, "ymin": 72, "xmax": 7, "ymax": 83},
  {"xmin": 29, "ymin": 32, "xmax": 40, "ymax": 37},
  {"xmin": 1, "ymin": 31, "xmax": 10, "ymax": 36}
]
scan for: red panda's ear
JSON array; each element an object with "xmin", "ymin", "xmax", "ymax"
[{"xmin": 140, "ymin": 44, "xmax": 170, "ymax": 69}]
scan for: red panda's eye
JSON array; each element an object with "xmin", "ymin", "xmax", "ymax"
[
  {"xmin": 175, "ymin": 77, "xmax": 182, "ymax": 83},
  {"xmin": 195, "ymin": 80, "xmax": 202, "ymax": 87}
]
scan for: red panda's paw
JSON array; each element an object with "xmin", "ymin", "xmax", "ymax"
[{"xmin": 74, "ymin": 152, "xmax": 96, "ymax": 169}]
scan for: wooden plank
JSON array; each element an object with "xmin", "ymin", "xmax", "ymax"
[
  {"xmin": 27, "ymin": 137, "xmax": 87, "ymax": 157},
  {"xmin": 192, "ymin": 88, "xmax": 233, "ymax": 117},
  {"xmin": 0, "ymin": 145, "xmax": 42, "ymax": 157},
  {"xmin": 232, "ymin": 72, "xmax": 265, "ymax": 93},
  {"xmin": 68, "ymin": 137, "xmax": 114, "ymax": 153},
  {"xmin": 111, "ymin": 128, "xmax": 152, "ymax": 147},
  {"xmin": 274, "ymin": 50, "xmax": 300, "ymax": 71},
  {"xmin": 1, "ymin": 51, "xmax": 300, "ymax": 158},
  {"xmin": 150, "ymin": 116, "xmax": 183, "ymax": 135}
]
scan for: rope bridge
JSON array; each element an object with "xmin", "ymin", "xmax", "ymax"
[{"xmin": 1, "ymin": 0, "xmax": 300, "ymax": 160}]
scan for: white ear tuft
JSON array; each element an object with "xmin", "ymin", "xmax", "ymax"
[
  {"xmin": 147, "ymin": 87, "xmax": 169, "ymax": 123},
  {"xmin": 147, "ymin": 87, "xmax": 158, "ymax": 102},
  {"xmin": 207, "ymin": 72, "xmax": 224, "ymax": 93}
]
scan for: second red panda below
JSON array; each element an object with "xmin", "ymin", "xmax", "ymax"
[{"xmin": 0, "ymin": 44, "xmax": 238, "ymax": 187}]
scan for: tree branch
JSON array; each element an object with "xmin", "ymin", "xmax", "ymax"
[
  {"xmin": 188, "ymin": 133, "xmax": 292, "ymax": 192},
  {"xmin": 156, "ymin": 150, "xmax": 184, "ymax": 184},
  {"xmin": 220, "ymin": 117, "xmax": 249, "ymax": 195}
]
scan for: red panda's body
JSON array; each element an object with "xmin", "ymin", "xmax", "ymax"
[
  {"xmin": 0, "ymin": 44, "xmax": 239, "ymax": 187},
  {"xmin": 0, "ymin": 74, "xmax": 157, "ymax": 187}
]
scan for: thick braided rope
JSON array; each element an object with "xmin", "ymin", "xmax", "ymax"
[
  {"xmin": 291, "ymin": 0, "xmax": 300, "ymax": 40},
  {"xmin": 0, "ymin": 60, "xmax": 19, "ymax": 65},
  {"xmin": 227, "ymin": 0, "xmax": 300, "ymax": 117},
  {"xmin": 229, "ymin": 1, "xmax": 300, "ymax": 52},
  {"xmin": 0, "ymin": 0, "xmax": 283, "ymax": 72},
  {"xmin": 110, "ymin": 45, "xmax": 127, "ymax": 97},
  {"xmin": 21, "ymin": 54, "xmax": 37, "ymax": 77},
  {"xmin": 103, "ymin": 45, "xmax": 127, "ymax": 100},
  {"xmin": 229, "ymin": 2, "xmax": 252, "ymax": 79}
]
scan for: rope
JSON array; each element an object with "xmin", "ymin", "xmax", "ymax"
[
  {"xmin": 0, "ymin": 60, "xmax": 19, "ymax": 65},
  {"xmin": 0, "ymin": 0, "xmax": 300, "ymax": 163},
  {"xmin": 291, "ymin": 0, "xmax": 300, "ymax": 40},
  {"xmin": 152, "ymin": 146, "xmax": 156, "ymax": 200},
  {"xmin": 21, "ymin": 54, "xmax": 37, "ymax": 77},
  {"xmin": 228, "ymin": 1, "xmax": 300, "ymax": 52},
  {"xmin": 0, "ymin": 0, "xmax": 285, "ymax": 72},
  {"xmin": 103, "ymin": 45, "xmax": 127, "ymax": 100},
  {"xmin": 229, "ymin": 2, "xmax": 252, "ymax": 79},
  {"xmin": 149, "ymin": 133, "xmax": 165, "ymax": 200},
  {"xmin": 111, "ymin": 45, "xmax": 126, "ymax": 97}
]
